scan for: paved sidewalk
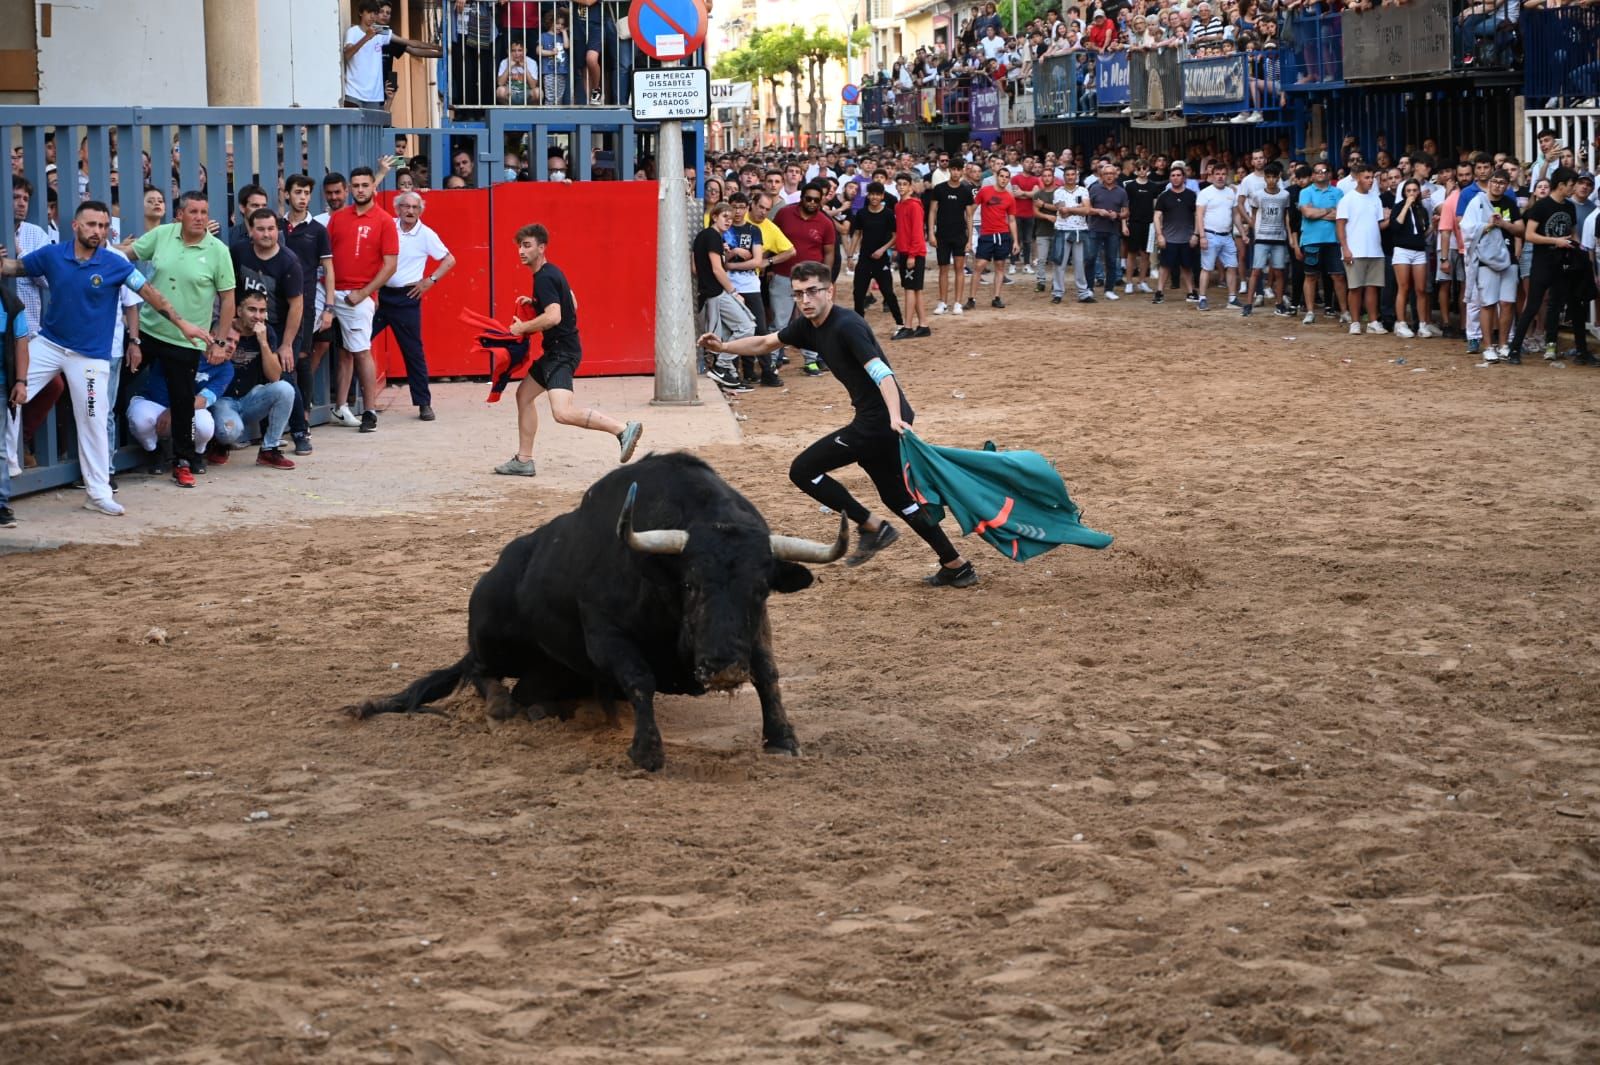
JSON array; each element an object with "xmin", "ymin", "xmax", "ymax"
[{"xmin": 1, "ymin": 379, "xmax": 738, "ymax": 552}]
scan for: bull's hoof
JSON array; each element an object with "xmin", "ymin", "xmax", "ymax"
[
  {"xmin": 763, "ymin": 740, "xmax": 801, "ymax": 757},
  {"xmin": 628, "ymin": 743, "xmax": 665, "ymax": 772}
]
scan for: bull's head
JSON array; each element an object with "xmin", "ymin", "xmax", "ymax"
[{"xmin": 616, "ymin": 482, "xmax": 848, "ymax": 690}]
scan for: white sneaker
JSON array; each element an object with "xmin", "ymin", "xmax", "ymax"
[
  {"xmin": 1483, "ymin": 346, "xmax": 1502, "ymax": 363},
  {"xmin": 1007, "ymin": 263, "xmax": 1016, "ymax": 275},
  {"xmin": 1498, "ymin": 344, "xmax": 1512, "ymax": 359},
  {"xmin": 1137, "ymin": 282, "xmax": 1153, "ymax": 293},
  {"xmin": 1105, "ymin": 290, "xmax": 1119, "ymax": 300},
  {"xmin": 1393, "ymin": 322, "xmax": 1414, "ymax": 338},
  {"xmin": 1124, "ymin": 282, "xmax": 1134, "ymax": 294},
  {"xmin": 1229, "ymin": 112, "xmax": 1249, "ymax": 124},
  {"xmin": 1366, "ymin": 322, "xmax": 1387, "ymax": 334},
  {"xmin": 1023, "ymin": 264, "xmax": 1035, "ymax": 274},
  {"xmin": 1238, "ymin": 282, "xmax": 1248, "ymax": 294},
  {"xmin": 331, "ymin": 404, "xmax": 361, "ymax": 428},
  {"xmin": 1264, "ymin": 286, "xmax": 1275, "ymax": 300},
  {"xmin": 84, "ymin": 497, "xmax": 125, "ymax": 517},
  {"xmin": 1349, "ymin": 322, "xmax": 1362, "ymax": 335},
  {"xmin": 951, "ymin": 301, "xmax": 964, "ymax": 315},
  {"xmin": 1415, "ymin": 322, "xmax": 1436, "ymax": 338},
  {"xmin": 1252, "ymin": 293, "xmax": 1264, "ymax": 307},
  {"xmin": 933, "ymin": 302, "xmax": 948, "ymax": 315},
  {"xmin": 1302, "ymin": 312, "xmax": 1316, "ymax": 325},
  {"xmin": 1338, "ymin": 312, "xmax": 1352, "ymax": 325}
]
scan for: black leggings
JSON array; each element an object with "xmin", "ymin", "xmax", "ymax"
[
  {"xmin": 853, "ymin": 254, "xmax": 904, "ymax": 325},
  {"xmin": 143, "ymin": 336, "xmax": 201, "ymax": 465},
  {"xmin": 789, "ymin": 423, "xmax": 960, "ymax": 564}
]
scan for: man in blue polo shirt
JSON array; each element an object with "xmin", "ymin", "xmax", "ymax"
[
  {"xmin": 2, "ymin": 199, "xmax": 210, "ymax": 515},
  {"xmin": 1295, "ymin": 162, "xmax": 1348, "ymax": 328},
  {"xmin": 0, "ymin": 283, "xmax": 30, "ymax": 529}
]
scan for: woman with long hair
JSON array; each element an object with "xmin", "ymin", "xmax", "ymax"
[
  {"xmin": 701, "ymin": 176, "xmax": 723, "ymax": 227},
  {"xmin": 1389, "ymin": 178, "xmax": 1436, "ymax": 337}
]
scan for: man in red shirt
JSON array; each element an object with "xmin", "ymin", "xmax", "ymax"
[
  {"xmin": 894, "ymin": 172, "xmax": 931, "ymax": 338},
  {"xmin": 772, "ymin": 180, "xmax": 837, "ymax": 376},
  {"xmin": 973, "ymin": 168, "xmax": 1018, "ymax": 309},
  {"xmin": 1086, "ymin": 10, "xmax": 1117, "ymax": 51},
  {"xmin": 325, "ymin": 165, "xmax": 398, "ymax": 432},
  {"xmin": 1010, "ymin": 158, "xmax": 1041, "ymax": 276}
]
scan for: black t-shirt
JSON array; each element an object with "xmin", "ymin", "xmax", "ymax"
[
  {"xmin": 1122, "ymin": 177, "xmax": 1159, "ymax": 224},
  {"xmin": 1526, "ymin": 196, "xmax": 1578, "ymax": 271},
  {"xmin": 532, "ymin": 261, "xmax": 581, "ymax": 361},
  {"xmin": 1153, "ymin": 186, "xmax": 1197, "ymax": 243},
  {"xmin": 848, "ymin": 204, "xmax": 897, "ymax": 257},
  {"xmin": 231, "ymin": 244, "xmax": 304, "ymax": 334},
  {"xmin": 693, "ymin": 226, "xmax": 728, "ymax": 303},
  {"xmin": 776, "ymin": 305, "xmax": 913, "ymax": 430},
  {"xmin": 931, "ymin": 181, "xmax": 975, "ymax": 242},
  {"xmin": 283, "ymin": 216, "xmax": 331, "ymax": 301},
  {"xmin": 1287, "ymin": 183, "xmax": 1304, "ymax": 235},
  {"xmin": 226, "ymin": 323, "xmax": 281, "ymax": 398},
  {"xmin": 1379, "ymin": 191, "xmax": 1397, "ymax": 254}
]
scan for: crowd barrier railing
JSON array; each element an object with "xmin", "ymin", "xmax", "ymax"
[
  {"xmin": 1127, "ymin": 46, "xmax": 1182, "ymax": 118},
  {"xmin": 1523, "ymin": 7, "xmax": 1600, "ymax": 102},
  {"xmin": 1180, "ymin": 50, "xmax": 1287, "ymax": 124},
  {"xmin": 1281, "ymin": 12, "xmax": 1345, "ymax": 89}
]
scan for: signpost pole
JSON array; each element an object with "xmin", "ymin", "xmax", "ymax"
[{"xmin": 652, "ymin": 58, "xmax": 697, "ymax": 406}]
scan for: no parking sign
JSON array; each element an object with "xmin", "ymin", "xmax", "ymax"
[{"xmin": 628, "ymin": 0, "xmax": 708, "ymax": 61}]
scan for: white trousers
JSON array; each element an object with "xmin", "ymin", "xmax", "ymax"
[
  {"xmin": 4, "ymin": 337, "xmax": 114, "ymax": 503},
  {"xmin": 1462, "ymin": 261, "xmax": 1483, "ymax": 341},
  {"xmin": 127, "ymin": 396, "xmax": 215, "ymax": 453}
]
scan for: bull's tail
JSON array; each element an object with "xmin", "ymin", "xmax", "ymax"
[{"xmin": 349, "ymin": 654, "xmax": 473, "ymax": 719}]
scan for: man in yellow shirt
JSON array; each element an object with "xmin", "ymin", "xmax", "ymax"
[{"xmin": 748, "ymin": 191, "xmax": 795, "ymax": 377}]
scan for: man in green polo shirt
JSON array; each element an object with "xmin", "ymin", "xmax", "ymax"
[{"xmin": 130, "ymin": 191, "xmax": 235, "ymax": 488}]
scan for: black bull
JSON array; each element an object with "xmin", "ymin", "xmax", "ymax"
[{"xmin": 351, "ymin": 453, "xmax": 849, "ymax": 771}]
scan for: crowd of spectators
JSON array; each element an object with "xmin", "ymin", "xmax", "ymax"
[{"xmin": 689, "ymin": 132, "xmax": 1599, "ymax": 397}]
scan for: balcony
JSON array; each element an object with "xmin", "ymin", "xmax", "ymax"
[{"xmin": 1523, "ymin": 7, "xmax": 1600, "ymax": 103}]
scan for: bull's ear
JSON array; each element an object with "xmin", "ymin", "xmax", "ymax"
[{"xmin": 771, "ymin": 561, "xmax": 815, "ymax": 594}]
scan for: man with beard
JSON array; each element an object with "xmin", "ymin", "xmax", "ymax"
[{"xmin": 325, "ymin": 166, "xmax": 398, "ymax": 432}]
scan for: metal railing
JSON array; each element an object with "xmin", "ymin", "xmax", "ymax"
[
  {"xmin": 441, "ymin": 0, "xmax": 699, "ymax": 116},
  {"xmin": 1128, "ymin": 47, "xmax": 1182, "ymax": 118},
  {"xmin": 1523, "ymin": 8, "xmax": 1600, "ymax": 101},
  {"xmin": 1032, "ymin": 54, "xmax": 1095, "ymax": 121},
  {"xmin": 1180, "ymin": 51, "xmax": 1287, "ymax": 122},
  {"xmin": 1, "ymin": 106, "xmax": 391, "ymax": 498},
  {"xmin": 1282, "ymin": 11, "xmax": 1344, "ymax": 89}
]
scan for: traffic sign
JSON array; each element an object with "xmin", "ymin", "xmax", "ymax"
[
  {"xmin": 631, "ymin": 67, "xmax": 711, "ymax": 121},
  {"xmin": 844, "ymin": 116, "xmax": 860, "ymax": 134},
  {"xmin": 628, "ymin": 0, "xmax": 708, "ymax": 61},
  {"xmin": 842, "ymin": 103, "xmax": 861, "ymax": 119},
  {"xmin": 841, "ymin": 83, "xmax": 860, "ymax": 104}
]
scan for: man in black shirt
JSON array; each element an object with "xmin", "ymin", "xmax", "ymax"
[
  {"xmin": 210, "ymin": 290, "xmax": 298, "ymax": 470},
  {"xmin": 1152, "ymin": 167, "xmax": 1199, "ymax": 303},
  {"xmin": 929, "ymin": 170, "xmax": 975, "ymax": 316},
  {"xmin": 1121, "ymin": 161, "xmax": 1158, "ymax": 294},
  {"xmin": 845, "ymin": 182, "xmax": 905, "ymax": 334},
  {"xmin": 282, "ymin": 174, "xmax": 333, "ymax": 453},
  {"xmin": 697, "ymin": 261, "xmax": 977, "ymax": 588},
  {"xmin": 1506, "ymin": 167, "xmax": 1592, "ymax": 365},
  {"xmin": 230, "ymin": 209, "xmax": 304, "ymax": 383},
  {"xmin": 494, "ymin": 223, "xmax": 643, "ymax": 476}
]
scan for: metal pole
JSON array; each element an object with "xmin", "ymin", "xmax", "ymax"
[{"xmin": 653, "ymin": 58, "xmax": 700, "ymax": 406}]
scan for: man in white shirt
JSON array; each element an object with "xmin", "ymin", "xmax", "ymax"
[
  {"xmin": 1048, "ymin": 166, "xmax": 1094, "ymax": 303},
  {"xmin": 372, "ymin": 191, "xmax": 455, "ymax": 420},
  {"xmin": 1336, "ymin": 165, "xmax": 1388, "ymax": 334},
  {"xmin": 343, "ymin": 0, "xmax": 388, "ymax": 109},
  {"xmin": 10, "ymin": 177, "xmax": 50, "ymax": 329},
  {"xmin": 1194, "ymin": 164, "xmax": 1239, "ymax": 311}
]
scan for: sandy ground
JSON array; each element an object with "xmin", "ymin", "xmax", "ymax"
[{"xmin": 3, "ymin": 286, "xmax": 1599, "ymax": 1064}]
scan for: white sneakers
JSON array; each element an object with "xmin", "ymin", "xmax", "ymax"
[
  {"xmin": 1349, "ymin": 322, "xmax": 1362, "ymax": 335},
  {"xmin": 84, "ymin": 497, "xmax": 125, "ymax": 516},
  {"xmin": 1137, "ymin": 281, "xmax": 1153, "ymax": 293},
  {"xmin": 1393, "ymin": 322, "xmax": 1415, "ymax": 338},
  {"xmin": 1124, "ymin": 282, "xmax": 1134, "ymax": 294},
  {"xmin": 1007, "ymin": 263, "xmax": 1017, "ymax": 275},
  {"xmin": 1366, "ymin": 322, "xmax": 1387, "ymax": 334},
  {"xmin": 1416, "ymin": 322, "xmax": 1440, "ymax": 338},
  {"xmin": 1105, "ymin": 290, "xmax": 1120, "ymax": 300},
  {"xmin": 1023, "ymin": 264, "xmax": 1035, "ymax": 274},
  {"xmin": 1302, "ymin": 312, "xmax": 1316, "ymax": 325},
  {"xmin": 331, "ymin": 405, "xmax": 361, "ymax": 428},
  {"xmin": 932, "ymin": 302, "xmax": 948, "ymax": 315},
  {"xmin": 951, "ymin": 301, "xmax": 964, "ymax": 315}
]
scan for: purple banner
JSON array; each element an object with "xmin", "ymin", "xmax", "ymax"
[{"xmin": 970, "ymin": 81, "xmax": 1000, "ymax": 146}]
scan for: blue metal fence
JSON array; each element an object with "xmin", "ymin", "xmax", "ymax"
[
  {"xmin": 1, "ymin": 106, "xmax": 388, "ymax": 498},
  {"xmin": 1523, "ymin": 7, "xmax": 1600, "ymax": 101},
  {"xmin": 1281, "ymin": 11, "xmax": 1345, "ymax": 89}
]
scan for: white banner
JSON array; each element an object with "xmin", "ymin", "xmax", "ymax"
[{"xmin": 710, "ymin": 79, "xmax": 754, "ymax": 109}]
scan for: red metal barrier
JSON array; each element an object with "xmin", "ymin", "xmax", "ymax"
[{"xmin": 370, "ymin": 182, "xmax": 659, "ymax": 382}]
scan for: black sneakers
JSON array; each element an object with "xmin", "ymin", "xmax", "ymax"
[
  {"xmin": 845, "ymin": 522, "xmax": 900, "ymax": 568},
  {"xmin": 912, "ymin": 326, "xmax": 932, "ymax": 338},
  {"xmin": 923, "ymin": 560, "xmax": 978, "ymax": 588},
  {"xmin": 708, "ymin": 363, "xmax": 744, "ymax": 390},
  {"xmin": 360, "ymin": 410, "xmax": 379, "ymax": 433},
  {"xmin": 0, "ymin": 505, "xmax": 16, "ymax": 529},
  {"xmin": 890, "ymin": 326, "xmax": 915, "ymax": 341},
  {"xmin": 991, "ymin": 297, "xmax": 1005, "ymax": 309}
]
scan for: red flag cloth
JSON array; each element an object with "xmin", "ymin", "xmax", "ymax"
[{"xmin": 458, "ymin": 308, "xmax": 532, "ymax": 403}]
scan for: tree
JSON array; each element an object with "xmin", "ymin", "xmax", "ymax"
[{"xmin": 801, "ymin": 28, "xmax": 849, "ymax": 137}]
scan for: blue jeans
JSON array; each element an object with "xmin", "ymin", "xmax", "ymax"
[
  {"xmin": 1084, "ymin": 231, "xmax": 1122, "ymax": 291},
  {"xmin": 214, "ymin": 381, "xmax": 296, "ymax": 450}
]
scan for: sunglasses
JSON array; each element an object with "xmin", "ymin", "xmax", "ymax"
[{"xmin": 802, "ymin": 195, "xmax": 822, "ymax": 203}]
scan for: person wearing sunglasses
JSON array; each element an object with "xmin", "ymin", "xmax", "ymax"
[{"xmin": 696, "ymin": 260, "xmax": 977, "ymax": 588}]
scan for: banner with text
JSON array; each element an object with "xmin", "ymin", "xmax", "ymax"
[
  {"xmin": 971, "ymin": 81, "xmax": 1001, "ymax": 134},
  {"xmin": 1096, "ymin": 52, "xmax": 1130, "ymax": 108},
  {"xmin": 1342, "ymin": 0, "xmax": 1452, "ymax": 81},
  {"xmin": 1181, "ymin": 54, "xmax": 1247, "ymax": 108}
]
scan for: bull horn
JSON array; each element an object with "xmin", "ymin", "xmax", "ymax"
[
  {"xmin": 617, "ymin": 482, "xmax": 689, "ymax": 555},
  {"xmin": 770, "ymin": 513, "xmax": 850, "ymax": 564}
]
